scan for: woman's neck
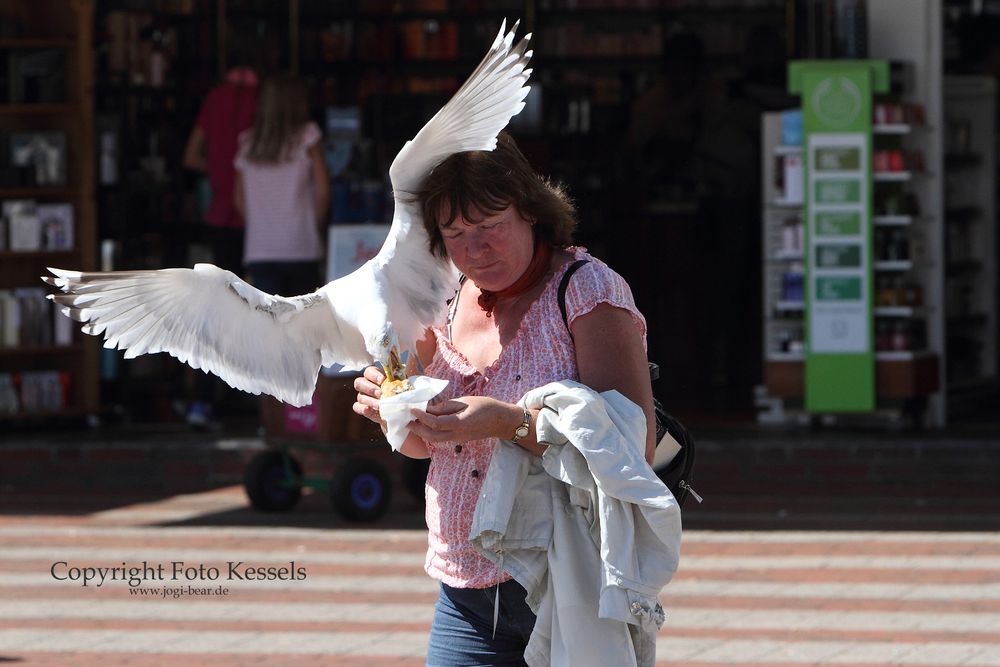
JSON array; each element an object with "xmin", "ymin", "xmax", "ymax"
[{"xmin": 477, "ymin": 238, "xmax": 552, "ymax": 317}]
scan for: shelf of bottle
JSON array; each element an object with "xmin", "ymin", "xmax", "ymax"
[
  {"xmin": 0, "ymin": 103, "xmax": 74, "ymax": 114},
  {"xmin": 773, "ymin": 304, "xmax": 926, "ymax": 318},
  {"xmin": 773, "ymin": 145, "xmax": 801, "ymax": 156},
  {"xmin": 873, "ymin": 123, "xmax": 915, "ymax": 135},
  {"xmin": 770, "ymin": 250, "xmax": 803, "ymax": 261},
  {"xmin": 298, "ymin": 57, "xmax": 478, "ymax": 76},
  {"xmin": 766, "ymin": 350, "xmax": 804, "ymax": 361},
  {"xmin": 945, "ymin": 152, "xmax": 983, "ymax": 169},
  {"xmin": 300, "ymin": 53, "xmax": 673, "ymax": 74},
  {"xmin": 775, "ymin": 300, "xmax": 804, "ymax": 312},
  {"xmin": 95, "ymin": 82, "xmax": 179, "ymax": 96},
  {"xmin": 0, "ymin": 38, "xmax": 75, "ymax": 49},
  {"xmin": 947, "ymin": 376, "xmax": 998, "ymax": 392},
  {"xmin": 947, "ymin": 313, "xmax": 990, "ymax": 326},
  {"xmin": 0, "ymin": 249, "xmax": 80, "ymax": 261},
  {"xmin": 768, "ymin": 198, "xmax": 802, "ymax": 209},
  {"xmin": 0, "ymin": 344, "xmax": 81, "ymax": 357},
  {"xmin": 874, "ymin": 171, "xmax": 914, "ymax": 182},
  {"xmin": 294, "ymin": 5, "xmax": 784, "ymax": 23},
  {"xmin": 0, "ymin": 405, "xmax": 92, "ymax": 422},
  {"xmin": 946, "ymin": 259, "xmax": 983, "ymax": 276},
  {"xmin": 293, "ymin": 8, "xmax": 512, "ymax": 21},
  {"xmin": 875, "ymin": 260, "xmax": 913, "ymax": 272},
  {"xmin": 767, "ymin": 214, "xmax": 921, "ymax": 227},
  {"xmin": 0, "ymin": 187, "xmax": 80, "ymax": 199},
  {"xmin": 874, "ymin": 215, "xmax": 919, "ymax": 226},
  {"xmin": 946, "ymin": 206, "xmax": 982, "ymax": 222},
  {"xmin": 766, "ymin": 349, "xmax": 932, "ymax": 362},
  {"xmin": 875, "ymin": 306, "xmax": 924, "ymax": 317}
]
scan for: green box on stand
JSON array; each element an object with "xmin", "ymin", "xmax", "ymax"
[{"xmin": 788, "ymin": 59, "xmax": 889, "ymax": 412}]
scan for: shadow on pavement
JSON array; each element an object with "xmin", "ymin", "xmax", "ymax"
[{"xmin": 152, "ymin": 490, "xmax": 428, "ymax": 531}]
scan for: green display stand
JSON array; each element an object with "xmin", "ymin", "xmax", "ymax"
[{"xmin": 788, "ymin": 60, "xmax": 889, "ymax": 412}]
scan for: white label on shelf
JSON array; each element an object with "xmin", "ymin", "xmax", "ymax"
[{"xmin": 808, "ymin": 132, "xmax": 869, "ymax": 354}]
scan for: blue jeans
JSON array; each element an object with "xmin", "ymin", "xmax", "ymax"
[{"xmin": 425, "ymin": 580, "xmax": 536, "ymax": 667}]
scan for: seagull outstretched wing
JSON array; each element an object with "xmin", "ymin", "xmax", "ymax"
[
  {"xmin": 43, "ymin": 264, "xmax": 367, "ymax": 407},
  {"xmin": 374, "ymin": 19, "xmax": 533, "ymax": 353},
  {"xmin": 43, "ymin": 20, "xmax": 533, "ymax": 405}
]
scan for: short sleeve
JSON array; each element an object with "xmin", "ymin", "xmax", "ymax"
[
  {"xmin": 563, "ymin": 259, "xmax": 647, "ymax": 348},
  {"xmin": 301, "ymin": 122, "xmax": 321, "ymax": 150}
]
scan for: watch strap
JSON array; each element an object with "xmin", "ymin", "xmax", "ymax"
[{"xmin": 511, "ymin": 408, "xmax": 531, "ymax": 443}]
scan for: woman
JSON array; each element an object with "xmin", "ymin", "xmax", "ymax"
[
  {"xmin": 353, "ymin": 133, "xmax": 655, "ymax": 665},
  {"xmin": 233, "ymin": 73, "xmax": 330, "ymax": 297}
]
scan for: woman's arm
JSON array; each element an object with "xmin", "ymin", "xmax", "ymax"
[
  {"xmin": 408, "ymin": 398, "xmax": 543, "ymax": 456},
  {"xmin": 233, "ymin": 171, "xmax": 246, "ymax": 217},
  {"xmin": 571, "ymin": 303, "xmax": 656, "ymax": 464},
  {"xmin": 353, "ymin": 327, "xmax": 439, "ymax": 460},
  {"xmin": 183, "ymin": 125, "xmax": 208, "ymax": 172},
  {"xmin": 353, "ymin": 364, "xmax": 430, "ymax": 459},
  {"xmin": 309, "ymin": 145, "xmax": 331, "ymax": 226}
]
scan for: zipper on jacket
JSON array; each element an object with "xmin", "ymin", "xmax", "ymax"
[{"xmin": 679, "ymin": 480, "xmax": 703, "ymax": 504}]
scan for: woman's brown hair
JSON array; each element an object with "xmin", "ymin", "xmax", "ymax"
[
  {"xmin": 245, "ymin": 74, "xmax": 311, "ymax": 164},
  {"xmin": 416, "ymin": 133, "xmax": 577, "ymax": 258}
]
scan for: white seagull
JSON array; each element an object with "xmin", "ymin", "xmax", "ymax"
[{"xmin": 43, "ymin": 20, "xmax": 532, "ymax": 407}]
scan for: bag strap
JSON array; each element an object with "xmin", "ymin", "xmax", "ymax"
[{"xmin": 558, "ymin": 259, "xmax": 591, "ymax": 334}]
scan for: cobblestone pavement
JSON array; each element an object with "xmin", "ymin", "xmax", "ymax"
[{"xmin": 0, "ymin": 486, "xmax": 998, "ymax": 666}]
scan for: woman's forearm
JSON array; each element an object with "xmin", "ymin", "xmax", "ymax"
[{"xmin": 398, "ymin": 431, "xmax": 430, "ymax": 459}]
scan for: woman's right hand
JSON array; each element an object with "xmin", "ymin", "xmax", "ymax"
[{"xmin": 353, "ymin": 365, "xmax": 387, "ymax": 430}]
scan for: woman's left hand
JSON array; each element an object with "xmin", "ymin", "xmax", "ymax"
[{"xmin": 408, "ymin": 396, "xmax": 518, "ymax": 444}]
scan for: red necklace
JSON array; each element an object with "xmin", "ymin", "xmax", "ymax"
[{"xmin": 477, "ymin": 237, "xmax": 553, "ymax": 317}]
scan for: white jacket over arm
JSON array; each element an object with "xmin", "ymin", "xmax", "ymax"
[{"xmin": 469, "ymin": 380, "xmax": 682, "ymax": 667}]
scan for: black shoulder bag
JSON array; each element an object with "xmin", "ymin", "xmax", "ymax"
[{"xmin": 558, "ymin": 259, "xmax": 701, "ymax": 507}]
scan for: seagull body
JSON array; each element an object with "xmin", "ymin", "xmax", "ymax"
[{"xmin": 44, "ymin": 21, "xmax": 533, "ymax": 407}]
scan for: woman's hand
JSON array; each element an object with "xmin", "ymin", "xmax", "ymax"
[
  {"xmin": 352, "ymin": 365, "xmax": 387, "ymax": 431},
  {"xmin": 408, "ymin": 396, "xmax": 520, "ymax": 445}
]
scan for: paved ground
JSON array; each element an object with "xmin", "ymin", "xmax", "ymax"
[{"xmin": 0, "ymin": 485, "xmax": 998, "ymax": 666}]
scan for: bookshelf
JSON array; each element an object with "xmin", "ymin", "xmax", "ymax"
[{"xmin": 0, "ymin": 0, "xmax": 98, "ymax": 419}]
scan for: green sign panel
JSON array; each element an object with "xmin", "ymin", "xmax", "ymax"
[
  {"xmin": 815, "ymin": 179, "xmax": 861, "ymax": 204},
  {"xmin": 816, "ymin": 245, "xmax": 862, "ymax": 268},
  {"xmin": 815, "ymin": 146, "xmax": 862, "ymax": 170},
  {"xmin": 815, "ymin": 212, "xmax": 862, "ymax": 236},
  {"xmin": 816, "ymin": 276, "xmax": 862, "ymax": 299},
  {"xmin": 788, "ymin": 59, "xmax": 888, "ymax": 413}
]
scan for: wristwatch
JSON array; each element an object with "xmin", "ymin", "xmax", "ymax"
[{"xmin": 511, "ymin": 408, "xmax": 531, "ymax": 443}]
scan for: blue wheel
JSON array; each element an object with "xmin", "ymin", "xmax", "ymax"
[{"xmin": 331, "ymin": 458, "xmax": 392, "ymax": 522}]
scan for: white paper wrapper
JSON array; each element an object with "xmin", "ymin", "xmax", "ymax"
[{"xmin": 378, "ymin": 375, "xmax": 450, "ymax": 451}]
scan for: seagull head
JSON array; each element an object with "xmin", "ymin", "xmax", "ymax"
[{"xmin": 369, "ymin": 326, "xmax": 405, "ymax": 381}]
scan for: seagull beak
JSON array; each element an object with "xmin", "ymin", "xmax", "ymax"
[{"xmin": 380, "ymin": 345, "xmax": 406, "ymax": 381}]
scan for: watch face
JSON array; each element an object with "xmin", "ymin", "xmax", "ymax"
[{"xmin": 515, "ymin": 426, "xmax": 529, "ymax": 438}]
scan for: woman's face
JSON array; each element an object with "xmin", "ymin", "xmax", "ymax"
[{"xmin": 439, "ymin": 204, "xmax": 535, "ymax": 292}]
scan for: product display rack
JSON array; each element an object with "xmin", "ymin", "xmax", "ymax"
[
  {"xmin": 942, "ymin": 75, "xmax": 997, "ymax": 417},
  {"xmin": 759, "ymin": 98, "xmax": 943, "ymax": 425},
  {"xmin": 0, "ymin": 0, "xmax": 99, "ymax": 420},
  {"xmin": 755, "ymin": 0, "xmax": 971, "ymax": 427}
]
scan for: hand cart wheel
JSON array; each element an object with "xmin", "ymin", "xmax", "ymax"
[
  {"xmin": 244, "ymin": 450, "xmax": 303, "ymax": 512},
  {"xmin": 330, "ymin": 457, "xmax": 392, "ymax": 522}
]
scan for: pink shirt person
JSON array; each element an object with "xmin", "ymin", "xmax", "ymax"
[
  {"xmin": 235, "ymin": 122, "xmax": 324, "ymax": 264},
  {"xmin": 422, "ymin": 248, "xmax": 646, "ymax": 588}
]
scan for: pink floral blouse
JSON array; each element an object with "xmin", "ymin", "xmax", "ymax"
[{"xmin": 421, "ymin": 248, "xmax": 646, "ymax": 588}]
